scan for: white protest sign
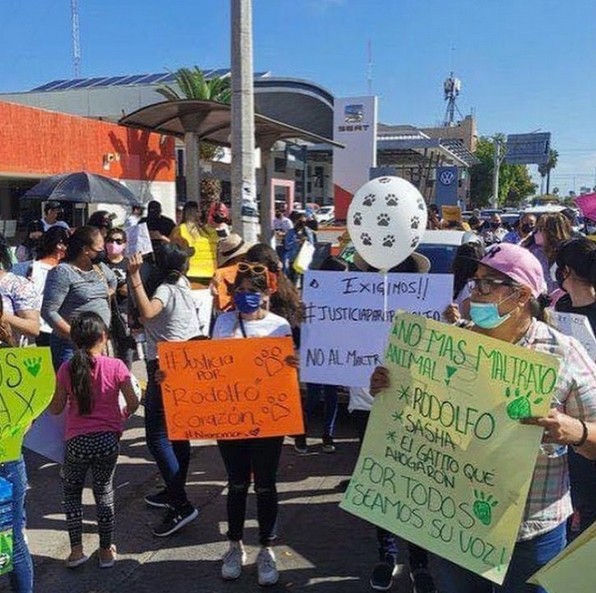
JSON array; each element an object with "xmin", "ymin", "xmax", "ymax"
[
  {"xmin": 125, "ymin": 222, "xmax": 153, "ymax": 256},
  {"xmin": 550, "ymin": 311, "xmax": 596, "ymax": 360},
  {"xmin": 300, "ymin": 270, "xmax": 453, "ymax": 387},
  {"xmin": 191, "ymin": 289, "xmax": 214, "ymax": 337}
]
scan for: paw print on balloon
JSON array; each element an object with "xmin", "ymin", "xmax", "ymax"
[
  {"xmin": 361, "ymin": 232, "xmax": 373, "ymax": 246},
  {"xmin": 352, "ymin": 212, "xmax": 362, "ymax": 226},
  {"xmin": 377, "ymin": 213, "xmax": 391, "ymax": 227},
  {"xmin": 378, "ymin": 177, "xmax": 391, "ymax": 184},
  {"xmin": 385, "ymin": 194, "xmax": 399, "ymax": 207},
  {"xmin": 505, "ymin": 387, "xmax": 543, "ymax": 420},
  {"xmin": 410, "ymin": 236, "xmax": 420, "ymax": 249},
  {"xmin": 417, "ymin": 198, "xmax": 426, "ymax": 211},
  {"xmin": 261, "ymin": 393, "xmax": 291, "ymax": 422},
  {"xmin": 362, "ymin": 194, "xmax": 376, "ymax": 207},
  {"xmin": 410, "ymin": 216, "xmax": 421, "ymax": 230},
  {"xmin": 254, "ymin": 347, "xmax": 284, "ymax": 378},
  {"xmin": 382, "ymin": 235, "xmax": 395, "ymax": 248}
]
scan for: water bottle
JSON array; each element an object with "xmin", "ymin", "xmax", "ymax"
[
  {"xmin": 135, "ymin": 332, "xmax": 146, "ymax": 361},
  {"xmin": 0, "ymin": 477, "xmax": 13, "ymax": 575}
]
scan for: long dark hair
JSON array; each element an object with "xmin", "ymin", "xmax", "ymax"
[
  {"xmin": 556, "ymin": 238, "xmax": 596, "ymax": 287},
  {"xmin": 68, "ymin": 312, "xmax": 107, "ymax": 415},
  {"xmin": 37, "ymin": 226, "xmax": 70, "ymax": 260},
  {"xmin": 452, "ymin": 242, "xmax": 485, "ymax": 299},
  {"xmin": 245, "ymin": 243, "xmax": 304, "ymax": 326},
  {"xmin": 0, "ymin": 234, "xmax": 13, "ymax": 272},
  {"xmin": 145, "ymin": 243, "xmax": 190, "ymax": 297},
  {"xmin": 65, "ymin": 226, "xmax": 100, "ymax": 262}
]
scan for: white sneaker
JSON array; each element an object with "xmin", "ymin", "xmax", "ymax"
[
  {"xmin": 257, "ymin": 546, "xmax": 279, "ymax": 586},
  {"xmin": 221, "ymin": 541, "xmax": 247, "ymax": 580}
]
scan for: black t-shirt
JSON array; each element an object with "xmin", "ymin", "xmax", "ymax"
[
  {"xmin": 139, "ymin": 215, "xmax": 176, "ymax": 237},
  {"xmin": 106, "ymin": 258, "xmax": 129, "ymax": 315},
  {"xmin": 555, "ymin": 293, "xmax": 596, "ymax": 335}
]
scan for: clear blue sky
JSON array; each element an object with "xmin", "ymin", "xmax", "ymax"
[{"xmin": 1, "ymin": 0, "xmax": 595, "ymax": 196}]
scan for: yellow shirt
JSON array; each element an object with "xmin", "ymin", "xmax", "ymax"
[{"xmin": 178, "ymin": 223, "xmax": 218, "ymax": 279}]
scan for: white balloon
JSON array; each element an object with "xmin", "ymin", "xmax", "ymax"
[{"xmin": 347, "ymin": 176, "xmax": 428, "ymax": 270}]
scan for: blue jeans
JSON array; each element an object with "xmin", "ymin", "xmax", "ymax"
[
  {"xmin": 144, "ymin": 360, "xmax": 191, "ymax": 510},
  {"xmin": 305, "ymin": 383, "xmax": 339, "ymax": 437},
  {"xmin": 0, "ymin": 459, "xmax": 33, "ymax": 593},
  {"xmin": 49, "ymin": 333, "xmax": 74, "ymax": 371},
  {"xmin": 431, "ymin": 522, "xmax": 567, "ymax": 593}
]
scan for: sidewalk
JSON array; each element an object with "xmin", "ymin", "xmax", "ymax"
[{"xmin": 3, "ymin": 406, "xmax": 415, "ymax": 593}]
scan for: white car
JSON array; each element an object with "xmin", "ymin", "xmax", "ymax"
[{"xmin": 315, "ymin": 206, "xmax": 335, "ymax": 225}]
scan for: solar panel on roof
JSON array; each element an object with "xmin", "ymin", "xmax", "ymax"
[
  {"xmin": 51, "ymin": 79, "xmax": 87, "ymax": 90},
  {"xmin": 140, "ymin": 73, "xmax": 170, "ymax": 85},
  {"xmin": 30, "ymin": 80, "xmax": 68, "ymax": 91},
  {"xmin": 208, "ymin": 68, "xmax": 230, "ymax": 78},
  {"xmin": 98, "ymin": 75, "xmax": 129, "ymax": 86},
  {"xmin": 118, "ymin": 74, "xmax": 152, "ymax": 85},
  {"xmin": 70, "ymin": 77, "xmax": 108, "ymax": 89}
]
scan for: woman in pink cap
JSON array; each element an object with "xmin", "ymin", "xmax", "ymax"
[{"xmin": 370, "ymin": 243, "xmax": 596, "ymax": 593}]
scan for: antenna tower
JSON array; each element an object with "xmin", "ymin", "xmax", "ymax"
[
  {"xmin": 443, "ymin": 71, "xmax": 463, "ymax": 126},
  {"xmin": 367, "ymin": 39, "xmax": 373, "ymax": 96},
  {"xmin": 71, "ymin": 0, "xmax": 81, "ymax": 78}
]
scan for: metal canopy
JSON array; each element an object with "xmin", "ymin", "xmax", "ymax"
[{"xmin": 118, "ymin": 99, "xmax": 342, "ymax": 148}]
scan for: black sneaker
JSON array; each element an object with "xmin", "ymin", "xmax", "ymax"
[
  {"xmin": 369, "ymin": 561, "xmax": 400, "ymax": 591},
  {"xmin": 410, "ymin": 567, "xmax": 436, "ymax": 593},
  {"xmin": 153, "ymin": 505, "xmax": 199, "ymax": 537},
  {"xmin": 322, "ymin": 435, "xmax": 336, "ymax": 453},
  {"xmin": 294, "ymin": 435, "xmax": 308, "ymax": 454},
  {"xmin": 144, "ymin": 489, "xmax": 172, "ymax": 509}
]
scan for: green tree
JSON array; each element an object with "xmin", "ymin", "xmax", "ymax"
[
  {"xmin": 537, "ymin": 149, "xmax": 558, "ymax": 194},
  {"xmin": 470, "ymin": 137, "xmax": 537, "ymax": 207}
]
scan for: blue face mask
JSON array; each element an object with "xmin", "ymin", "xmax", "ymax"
[
  {"xmin": 234, "ymin": 291, "xmax": 262, "ymax": 314},
  {"xmin": 469, "ymin": 293, "xmax": 517, "ymax": 329}
]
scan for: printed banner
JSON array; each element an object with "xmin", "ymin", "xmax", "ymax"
[
  {"xmin": 340, "ymin": 312, "xmax": 559, "ymax": 584},
  {"xmin": 528, "ymin": 522, "xmax": 596, "ymax": 592},
  {"xmin": 125, "ymin": 222, "xmax": 153, "ymax": 256},
  {"xmin": 158, "ymin": 337, "xmax": 303, "ymax": 440},
  {"xmin": 550, "ymin": 310, "xmax": 596, "ymax": 360},
  {"xmin": 300, "ymin": 271, "xmax": 453, "ymax": 387},
  {"xmin": 0, "ymin": 347, "xmax": 55, "ymax": 463}
]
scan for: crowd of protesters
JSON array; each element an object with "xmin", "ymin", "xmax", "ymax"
[{"xmin": 1, "ymin": 199, "xmax": 595, "ymax": 593}]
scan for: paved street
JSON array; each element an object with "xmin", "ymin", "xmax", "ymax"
[{"xmin": 2, "ymin": 405, "xmax": 415, "ymax": 593}]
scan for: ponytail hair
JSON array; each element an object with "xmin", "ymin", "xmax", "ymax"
[
  {"xmin": 530, "ymin": 294, "xmax": 553, "ymax": 325},
  {"xmin": 65, "ymin": 226, "xmax": 100, "ymax": 262},
  {"xmin": 68, "ymin": 312, "xmax": 107, "ymax": 415}
]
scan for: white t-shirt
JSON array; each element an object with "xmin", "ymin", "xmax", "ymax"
[
  {"xmin": 42, "ymin": 219, "xmax": 70, "ymax": 232},
  {"xmin": 212, "ymin": 310, "xmax": 291, "ymax": 339},
  {"xmin": 144, "ymin": 277, "xmax": 201, "ymax": 360},
  {"xmin": 30, "ymin": 260, "xmax": 54, "ymax": 334},
  {"xmin": 273, "ymin": 217, "xmax": 293, "ymax": 233},
  {"xmin": 349, "ymin": 387, "xmax": 375, "ymax": 412}
]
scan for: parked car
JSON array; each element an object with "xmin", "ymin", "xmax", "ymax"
[
  {"xmin": 315, "ymin": 205, "xmax": 335, "ymax": 225},
  {"xmin": 416, "ymin": 230, "xmax": 480, "ymax": 273}
]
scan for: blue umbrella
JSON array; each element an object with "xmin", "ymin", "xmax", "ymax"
[{"xmin": 23, "ymin": 171, "xmax": 140, "ymax": 206}]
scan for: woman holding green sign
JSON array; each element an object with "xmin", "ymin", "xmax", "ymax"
[{"xmin": 370, "ymin": 243, "xmax": 596, "ymax": 593}]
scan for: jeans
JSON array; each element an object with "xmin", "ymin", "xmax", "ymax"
[
  {"xmin": 145, "ymin": 360, "xmax": 191, "ymax": 510},
  {"xmin": 49, "ymin": 333, "xmax": 74, "ymax": 371},
  {"xmin": 568, "ymin": 447, "xmax": 596, "ymax": 537},
  {"xmin": 431, "ymin": 522, "xmax": 567, "ymax": 593},
  {"xmin": 0, "ymin": 459, "xmax": 33, "ymax": 593},
  {"xmin": 305, "ymin": 383, "xmax": 339, "ymax": 437},
  {"xmin": 217, "ymin": 437, "xmax": 284, "ymax": 546}
]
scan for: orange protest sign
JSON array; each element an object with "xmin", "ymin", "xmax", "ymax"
[{"xmin": 158, "ymin": 337, "xmax": 304, "ymax": 440}]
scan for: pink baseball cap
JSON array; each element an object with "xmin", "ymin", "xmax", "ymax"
[{"xmin": 478, "ymin": 243, "xmax": 547, "ymax": 298}]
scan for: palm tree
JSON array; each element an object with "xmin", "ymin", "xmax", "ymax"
[
  {"xmin": 538, "ymin": 149, "xmax": 558, "ymax": 195},
  {"xmin": 156, "ymin": 67, "xmax": 231, "ymax": 202}
]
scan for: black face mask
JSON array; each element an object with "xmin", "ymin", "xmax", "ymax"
[
  {"xmin": 521, "ymin": 224, "xmax": 535, "ymax": 234},
  {"xmin": 490, "ymin": 222, "xmax": 500, "ymax": 229},
  {"xmin": 555, "ymin": 266, "xmax": 569, "ymax": 291}
]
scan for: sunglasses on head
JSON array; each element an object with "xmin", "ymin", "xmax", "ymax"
[{"xmin": 237, "ymin": 262, "xmax": 268, "ymax": 275}]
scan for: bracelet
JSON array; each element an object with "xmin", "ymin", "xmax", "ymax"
[
  {"xmin": 131, "ymin": 283, "xmax": 142, "ymax": 289},
  {"xmin": 572, "ymin": 419, "xmax": 588, "ymax": 448}
]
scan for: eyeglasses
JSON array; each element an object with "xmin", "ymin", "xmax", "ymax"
[
  {"xmin": 237, "ymin": 262, "xmax": 268, "ymax": 275},
  {"xmin": 106, "ymin": 238, "xmax": 125, "ymax": 245},
  {"xmin": 467, "ymin": 278, "xmax": 519, "ymax": 296}
]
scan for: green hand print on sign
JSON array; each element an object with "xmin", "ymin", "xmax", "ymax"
[
  {"xmin": 473, "ymin": 490, "xmax": 498, "ymax": 526},
  {"xmin": 505, "ymin": 387, "xmax": 543, "ymax": 420},
  {"xmin": 23, "ymin": 357, "xmax": 42, "ymax": 377}
]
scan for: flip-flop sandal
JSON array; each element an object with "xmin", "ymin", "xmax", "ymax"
[{"xmin": 66, "ymin": 555, "xmax": 89, "ymax": 569}]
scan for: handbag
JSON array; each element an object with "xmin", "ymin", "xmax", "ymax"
[{"xmin": 292, "ymin": 241, "xmax": 315, "ymax": 275}]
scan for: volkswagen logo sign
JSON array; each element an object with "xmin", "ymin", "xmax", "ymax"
[{"xmin": 439, "ymin": 170, "xmax": 456, "ymax": 185}]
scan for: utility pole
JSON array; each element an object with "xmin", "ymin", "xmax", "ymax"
[
  {"xmin": 492, "ymin": 136, "xmax": 505, "ymax": 208},
  {"xmin": 71, "ymin": 0, "xmax": 81, "ymax": 78},
  {"xmin": 230, "ymin": 0, "xmax": 258, "ymax": 242}
]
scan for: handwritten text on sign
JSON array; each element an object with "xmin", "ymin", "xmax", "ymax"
[
  {"xmin": 300, "ymin": 271, "xmax": 453, "ymax": 387},
  {"xmin": 0, "ymin": 347, "xmax": 55, "ymax": 463},
  {"xmin": 340, "ymin": 313, "xmax": 559, "ymax": 584},
  {"xmin": 158, "ymin": 338, "xmax": 303, "ymax": 440}
]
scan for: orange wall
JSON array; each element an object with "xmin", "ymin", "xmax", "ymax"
[{"xmin": 0, "ymin": 101, "xmax": 175, "ymax": 182}]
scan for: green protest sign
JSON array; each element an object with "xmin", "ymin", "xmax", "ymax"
[
  {"xmin": 340, "ymin": 312, "xmax": 560, "ymax": 584},
  {"xmin": 0, "ymin": 347, "xmax": 55, "ymax": 463}
]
